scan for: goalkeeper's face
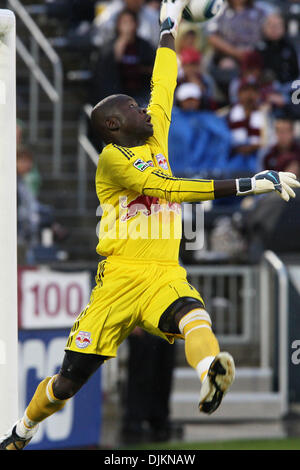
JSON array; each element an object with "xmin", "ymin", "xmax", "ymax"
[
  {"xmin": 117, "ymin": 96, "xmax": 154, "ymax": 142},
  {"xmin": 91, "ymin": 94, "xmax": 153, "ymax": 145}
]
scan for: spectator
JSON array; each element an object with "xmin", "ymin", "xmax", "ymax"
[
  {"xmin": 227, "ymin": 81, "xmax": 264, "ymax": 174},
  {"xmin": 92, "ymin": 0, "xmax": 160, "ymax": 49},
  {"xmin": 228, "ymin": 50, "xmax": 287, "ymax": 112},
  {"xmin": 269, "ymin": 0, "xmax": 300, "ymax": 43},
  {"xmin": 256, "ymin": 12, "xmax": 299, "ymax": 87},
  {"xmin": 177, "ymin": 47, "xmax": 217, "ymax": 110},
  {"xmin": 17, "ymin": 149, "xmax": 44, "ymax": 250},
  {"xmin": 17, "ymin": 146, "xmax": 41, "ymax": 197},
  {"xmin": 176, "ymin": 23, "xmax": 201, "ymax": 55},
  {"xmin": 175, "ymin": 82, "xmax": 202, "ymax": 111},
  {"xmin": 90, "ymin": 8, "xmax": 155, "ymax": 106},
  {"xmin": 17, "ymin": 148, "xmax": 68, "ymax": 264},
  {"xmin": 206, "ymin": 0, "xmax": 269, "ymax": 96},
  {"xmin": 263, "ymin": 117, "xmax": 300, "ymax": 176},
  {"xmin": 144, "ymin": 0, "xmax": 161, "ymax": 25},
  {"xmin": 168, "ymin": 83, "xmax": 232, "ymax": 177}
]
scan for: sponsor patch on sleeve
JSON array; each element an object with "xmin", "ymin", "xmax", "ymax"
[
  {"xmin": 155, "ymin": 154, "xmax": 168, "ymax": 170},
  {"xmin": 133, "ymin": 159, "xmax": 150, "ymax": 172}
]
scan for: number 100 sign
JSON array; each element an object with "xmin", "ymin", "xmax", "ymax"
[{"xmin": 19, "ymin": 268, "xmax": 91, "ymax": 329}]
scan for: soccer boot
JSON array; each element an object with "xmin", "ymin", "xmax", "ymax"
[
  {"xmin": 0, "ymin": 421, "xmax": 38, "ymax": 450},
  {"xmin": 199, "ymin": 352, "xmax": 235, "ymax": 415}
]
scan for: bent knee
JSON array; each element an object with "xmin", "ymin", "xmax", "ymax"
[{"xmin": 52, "ymin": 374, "xmax": 81, "ymax": 400}]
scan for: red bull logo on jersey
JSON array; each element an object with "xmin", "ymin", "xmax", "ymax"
[
  {"xmin": 120, "ymin": 195, "xmax": 181, "ymax": 222},
  {"xmin": 121, "ymin": 195, "xmax": 160, "ymax": 221},
  {"xmin": 155, "ymin": 154, "xmax": 168, "ymax": 170},
  {"xmin": 75, "ymin": 331, "xmax": 92, "ymax": 349}
]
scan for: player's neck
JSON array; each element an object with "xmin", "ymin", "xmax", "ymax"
[{"xmin": 112, "ymin": 136, "xmax": 146, "ymax": 148}]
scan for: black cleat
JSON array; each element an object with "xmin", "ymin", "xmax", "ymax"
[
  {"xmin": 199, "ymin": 352, "xmax": 235, "ymax": 415},
  {"xmin": 0, "ymin": 423, "xmax": 37, "ymax": 450}
]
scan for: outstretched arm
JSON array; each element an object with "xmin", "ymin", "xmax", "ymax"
[
  {"xmin": 141, "ymin": 169, "xmax": 300, "ymax": 203},
  {"xmin": 146, "ymin": 1, "xmax": 189, "ymax": 157},
  {"xmin": 159, "ymin": 32, "xmax": 175, "ymax": 51},
  {"xmin": 101, "ymin": 147, "xmax": 300, "ymax": 203},
  {"xmin": 155, "ymin": 2, "xmax": 239, "ymax": 197}
]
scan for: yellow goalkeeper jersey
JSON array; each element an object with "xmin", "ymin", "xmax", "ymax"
[{"xmin": 95, "ymin": 47, "xmax": 215, "ymax": 262}]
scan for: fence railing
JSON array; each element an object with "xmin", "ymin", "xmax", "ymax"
[
  {"xmin": 7, "ymin": 0, "xmax": 63, "ymax": 175},
  {"xmin": 260, "ymin": 250, "xmax": 289, "ymax": 416},
  {"xmin": 77, "ymin": 103, "xmax": 99, "ymax": 213},
  {"xmin": 187, "ymin": 264, "xmax": 257, "ymax": 344}
]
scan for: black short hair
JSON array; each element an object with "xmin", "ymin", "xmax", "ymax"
[
  {"xmin": 275, "ymin": 115, "xmax": 295, "ymax": 126},
  {"xmin": 116, "ymin": 8, "xmax": 138, "ymax": 30}
]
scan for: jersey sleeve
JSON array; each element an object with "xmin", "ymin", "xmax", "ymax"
[
  {"xmin": 98, "ymin": 146, "xmax": 215, "ymax": 202},
  {"xmin": 147, "ymin": 47, "xmax": 178, "ymax": 158}
]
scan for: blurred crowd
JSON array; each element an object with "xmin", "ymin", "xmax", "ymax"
[
  {"xmin": 18, "ymin": 0, "xmax": 300, "ymax": 263},
  {"xmin": 17, "ymin": 0, "xmax": 300, "ymax": 262},
  {"xmin": 16, "ymin": 122, "xmax": 68, "ymax": 264},
  {"xmin": 34, "ymin": 0, "xmax": 300, "ymax": 180}
]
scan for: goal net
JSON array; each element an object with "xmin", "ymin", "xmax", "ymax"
[{"xmin": 0, "ymin": 9, "xmax": 18, "ymax": 434}]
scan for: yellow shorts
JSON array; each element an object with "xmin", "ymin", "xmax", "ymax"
[{"xmin": 65, "ymin": 256, "xmax": 204, "ymax": 358}]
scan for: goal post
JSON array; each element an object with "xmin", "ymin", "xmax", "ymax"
[{"xmin": 0, "ymin": 9, "xmax": 18, "ymax": 434}]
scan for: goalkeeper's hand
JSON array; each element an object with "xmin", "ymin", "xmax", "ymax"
[
  {"xmin": 160, "ymin": 0, "xmax": 190, "ymax": 38},
  {"xmin": 236, "ymin": 170, "xmax": 300, "ymax": 202}
]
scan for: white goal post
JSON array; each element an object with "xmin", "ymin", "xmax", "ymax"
[{"xmin": 0, "ymin": 9, "xmax": 18, "ymax": 434}]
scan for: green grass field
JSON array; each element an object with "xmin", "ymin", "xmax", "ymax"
[{"xmin": 121, "ymin": 437, "xmax": 300, "ymax": 450}]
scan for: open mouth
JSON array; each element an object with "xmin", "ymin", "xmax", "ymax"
[{"xmin": 145, "ymin": 115, "xmax": 153, "ymax": 126}]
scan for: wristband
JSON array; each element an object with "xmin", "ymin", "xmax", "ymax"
[
  {"xmin": 236, "ymin": 177, "xmax": 254, "ymax": 196},
  {"xmin": 160, "ymin": 17, "xmax": 177, "ymax": 38}
]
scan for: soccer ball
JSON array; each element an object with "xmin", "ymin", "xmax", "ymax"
[{"xmin": 183, "ymin": 0, "xmax": 225, "ymax": 23}]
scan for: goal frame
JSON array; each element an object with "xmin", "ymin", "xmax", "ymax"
[{"xmin": 0, "ymin": 9, "xmax": 18, "ymax": 434}]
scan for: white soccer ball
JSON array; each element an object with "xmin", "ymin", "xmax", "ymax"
[{"xmin": 183, "ymin": 0, "xmax": 225, "ymax": 23}]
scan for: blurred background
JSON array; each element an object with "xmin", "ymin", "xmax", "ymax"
[{"xmin": 6, "ymin": 0, "xmax": 300, "ymax": 450}]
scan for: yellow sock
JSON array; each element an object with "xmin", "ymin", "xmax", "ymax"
[
  {"xmin": 179, "ymin": 309, "xmax": 220, "ymax": 382},
  {"xmin": 24, "ymin": 375, "xmax": 67, "ymax": 427}
]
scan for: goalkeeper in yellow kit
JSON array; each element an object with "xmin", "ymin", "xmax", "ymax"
[{"xmin": 1, "ymin": 0, "xmax": 300, "ymax": 450}]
